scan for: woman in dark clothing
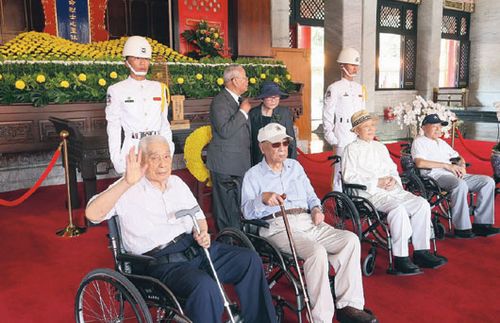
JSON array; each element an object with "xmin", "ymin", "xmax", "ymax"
[{"xmin": 249, "ymin": 81, "xmax": 297, "ymax": 165}]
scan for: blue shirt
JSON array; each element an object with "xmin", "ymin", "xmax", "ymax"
[{"xmin": 241, "ymin": 158, "xmax": 321, "ymax": 219}]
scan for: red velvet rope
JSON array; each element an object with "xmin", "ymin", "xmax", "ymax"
[
  {"xmin": 387, "ymin": 148, "xmax": 402, "ymax": 159},
  {"xmin": 0, "ymin": 145, "xmax": 62, "ymax": 207},
  {"xmin": 296, "ymin": 147, "xmax": 332, "ymax": 163},
  {"xmin": 455, "ymin": 129, "xmax": 491, "ymax": 162}
]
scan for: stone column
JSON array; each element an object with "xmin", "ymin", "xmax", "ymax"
[
  {"xmin": 361, "ymin": 0, "xmax": 377, "ymax": 112},
  {"xmin": 415, "ymin": 0, "xmax": 443, "ymax": 99},
  {"xmin": 271, "ymin": 0, "xmax": 290, "ymax": 47},
  {"xmin": 324, "ymin": 0, "xmax": 363, "ymax": 95},
  {"xmin": 469, "ymin": 0, "xmax": 500, "ymax": 106}
]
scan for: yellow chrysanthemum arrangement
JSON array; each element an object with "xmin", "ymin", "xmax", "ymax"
[
  {"xmin": 0, "ymin": 32, "xmax": 296, "ymax": 105},
  {"xmin": 0, "ymin": 31, "xmax": 194, "ymax": 62},
  {"xmin": 184, "ymin": 125, "xmax": 212, "ymax": 186}
]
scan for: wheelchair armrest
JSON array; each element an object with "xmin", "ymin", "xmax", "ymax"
[
  {"xmin": 327, "ymin": 155, "xmax": 341, "ymax": 164},
  {"xmin": 450, "ymin": 157, "xmax": 471, "ymax": 167},
  {"xmin": 242, "ymin": 218, "xmax": 270, "ymax": 229},
  {"xmin": 343, "ymin": 183, "xmax": 367, "ymax": 191},
  {"xmin": 116, "ymin": 253, "xmax": 156, "ymax": 264}
]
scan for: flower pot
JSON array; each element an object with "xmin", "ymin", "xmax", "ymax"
[{"xmin": 490, "ymin": 150, "xmax": 500, "ymax": 178}]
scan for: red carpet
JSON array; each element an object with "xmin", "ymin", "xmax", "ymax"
[{"xmin": 1, "ymin": 139, "xmax": 499, "ymax": 322}]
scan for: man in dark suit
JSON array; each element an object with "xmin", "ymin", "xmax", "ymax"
[{"xmin": 207, "ymin": 64, "xmax": 251, "ymax": 230}]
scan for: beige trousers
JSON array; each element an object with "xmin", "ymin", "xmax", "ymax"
[{"xmin": 260, "ymin": 213, "xmax": 365, "ymax": 323}]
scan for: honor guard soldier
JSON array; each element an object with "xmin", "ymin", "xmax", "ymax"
[
  {"xmin": 106, "ymin": 35, "xmax": 174, "ymax": 174},
  {"xmin": 323, "ymin": 47, "xmax": 365, "ymax": 191}
]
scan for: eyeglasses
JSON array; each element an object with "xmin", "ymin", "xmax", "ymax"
[{"xmin": 270, "ymin": 140, "xmax": 290, "ymax": 148}]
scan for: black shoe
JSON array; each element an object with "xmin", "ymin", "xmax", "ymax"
[
  {"xmin": 454, "ymin": 229, "xmax": 476, "ymax": 239},
  {"xmin": 413, "ymin": 250, "xmax": 447, "ymax": 269},
  {"xmin": 392, "ymin": 256, "xmax": 423, "ymax": 276},
  {"xmin": 472, "ymin": 224, "xmax": 500, "ymax": 237},
  {"xmin": 336, "ymin": 306, "xmax": 378, "ymax": 323}
]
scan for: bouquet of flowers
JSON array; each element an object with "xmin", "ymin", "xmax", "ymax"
[
  {"xmin": 181, "ymin": 20, "xmax": 224, "ymax": 59},
  {"xmin": 393, "ymin": 95, "xmax": 457, "ymax": 139}
]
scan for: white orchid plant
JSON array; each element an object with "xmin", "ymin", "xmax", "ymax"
[{"xmin": 393, "ymin": 95, "xmax": 457, "ymax": 139}]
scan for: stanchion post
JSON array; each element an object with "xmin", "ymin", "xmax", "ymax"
[
  {"xmin": 56, "ymin": 130, "xmax": 86, "ymax": 237},
  {"xmin": 451, "ymin": 120, "xmax": 457, "ymax": 148}
]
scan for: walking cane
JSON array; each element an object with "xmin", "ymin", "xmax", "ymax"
[
  {"xmin": 278, "ymin": 194, "xmax": 314, "ymax": 322},
  {"xmin": 175, "ymin": 206, "xmax": 239, "ymax": 323}
]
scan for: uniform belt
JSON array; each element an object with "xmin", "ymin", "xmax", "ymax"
[
  {"xmin": 261, "ymin": 208, "xmax": 309, "ymax": 221},
  {"xmin": 131, "ymin": 131, "xmax": 160, "ymax": 140},
  {"xmin": 143, "ymin": 233, "xmax": 189, "ymax": 256}
]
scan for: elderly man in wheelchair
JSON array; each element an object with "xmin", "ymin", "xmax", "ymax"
[
  {"xmin": 85, "ymin": 135, "xmax": 277, "ymax": 323},
  {"xmin": 411, "ymin": 114, "xmax": 499, "ymax": 238},
  {"xmin": 342, "ymin": 110, "xmax": 447, "ymax": 276},
  {"xmin": 241, "ymin": 122, "xmax": 378, "ymax": 323}
]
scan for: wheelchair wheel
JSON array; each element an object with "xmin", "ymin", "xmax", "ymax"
[
  {"xmin": 362, "ymin": 251, "xmax": 377, "ymax": 277},
  {"xmin": 126, "ymin": 274, "xmax": 192, "ymax": 323},
  {"xmin": 434, "ymin": 221, "xmax": 446, "ymax": 240},
  {"xmin": 215, "ymin": 227, "xmax": 256, "ymax": 251},
  {"xmin": 75, "ymin": 268, "xmax": 152, "ymax": 323},
  {"xmin": 321, "ymin": 191, "xmax": 362, "ymax": 240}
]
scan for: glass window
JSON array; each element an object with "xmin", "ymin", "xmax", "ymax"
[
  {"xmin": 376, "ymin": 0, "xmax": 418, "ymax": 90},
  {"xmin": 439, "ymin": 10, "xmax": 470, "ymax": 88}
]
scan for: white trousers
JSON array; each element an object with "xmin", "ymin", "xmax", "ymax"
[
  {"xmin": 332, "ymin": 146, "xmax": 345, "ymax": 192},
  {"xmin": 260, "ymin": 214, "xmax": 365, "ymax": 323},
  {"xmin": 373, "ymin": 195, "xmax": 431, "ymax": 257}
]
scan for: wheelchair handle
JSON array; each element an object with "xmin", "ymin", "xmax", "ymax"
[{"xmin": 343, "ymin": 183, "xmax": 368, "ymax": 191}]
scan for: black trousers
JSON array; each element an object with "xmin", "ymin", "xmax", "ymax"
[
  {"xmin": 147, "ymin": 235, "xmax": 277, "ymax": 323},
  {"xmin": 211, "ymin": 171, "xmax": 243, "ymax": 231}
]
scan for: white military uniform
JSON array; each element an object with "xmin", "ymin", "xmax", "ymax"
[
  {"xmin": 323, "ymin": 78, "xmax": 365, "ymax": 191},
  {"xmin": 342, "ymin": 138, "xmax": 431, "ymax": 257},
  {"xmin": 106, "ymin": 76, "xmax": 174, "ymax": 174}
]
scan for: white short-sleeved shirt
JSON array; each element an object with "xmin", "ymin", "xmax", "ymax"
[
  {"xmin": 89, "ymin": 175, "xmax": 204, "ymax": 255},
  {"xmin": 411, "ymin": 135, "xmax": 459, "ymax": 178}
]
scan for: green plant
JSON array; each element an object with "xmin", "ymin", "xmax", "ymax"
[{"xmin": 181, "ymin": 20, "xmax": 224, "ymax": 59}]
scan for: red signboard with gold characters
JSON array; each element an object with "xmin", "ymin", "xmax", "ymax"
[{"xmin": 177, "ymin": 0, "xmax": 229, "ymax": 56}]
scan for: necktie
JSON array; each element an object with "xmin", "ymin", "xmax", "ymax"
[{"xmin": 238, "ymin": 96, "xmax": 243, "ymax": 106}]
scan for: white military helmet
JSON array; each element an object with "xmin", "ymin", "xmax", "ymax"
[
  {"xmin": 337, "ymin": 47, "xmax": 361, "ymax": 65},
  {"xmin": 122, "ymin": 36, "xmax": 152, "ymax": 59}
]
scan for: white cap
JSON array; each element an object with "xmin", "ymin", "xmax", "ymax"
[
  {"xmin": 337, "ymin": 47, "xmax": 361, "ymax": 65},
  {"xmin": 122, "ymin": 36, "xmax": 152, "ymax": 59},
  {"xmin": 257, "ymin": 123, "xmax": 293, "ymax": 143}
]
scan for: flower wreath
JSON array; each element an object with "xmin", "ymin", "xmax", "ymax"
[{"xmin": 184, "ymin": 125, "xmax": 212, "ymax": 186}]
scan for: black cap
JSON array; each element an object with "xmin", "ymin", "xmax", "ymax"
[{"xmin": 421, "ymin": 114, "xmax": 448, "ymax": 127}]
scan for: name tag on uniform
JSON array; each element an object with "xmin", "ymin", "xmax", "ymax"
[
  {"xmin": 343, "ymin": 92, "xmax": 349, "ymax": 96},
  {"xmin": 153, "ymin": 97, "xmax": 162, "ymax": 101},
  {"xmin": 358, "ymin": 94, "xmax": 363, "ymax": 98},
  {"xmin": 125, "ymin": 98, "xmax": 134, "ymax": 103}
]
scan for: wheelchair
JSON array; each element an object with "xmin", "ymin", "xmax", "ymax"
[
  {"xmin": 400, "ymin": 143, "xmax": 478, "ymax": 238},
  {"xmin": 75, "ymin": 216, "xmax": 192, "ymax": 323},
  {"xmin": 216, "ymin": 217, "xmax": 336, "ymax": 323},
  {"xmin": 400, "ymin": 144, "xmax": 452, "ymax": 240},
  {"xmin": 323, "ymin": 155, "xmax": 440, "ymax": 276}
]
